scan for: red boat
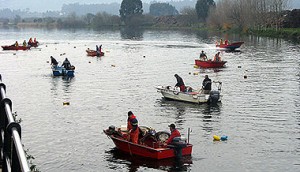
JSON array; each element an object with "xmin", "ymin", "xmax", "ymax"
[
  {"xmin": 216, "ymin": 41, "xmax": 244, "ymax": 50},
  {"xmin": 1, "ymin": 45, "xmax": 31, "ymax": 51},
  {"xmin": 195, "ymin": 59, "xmax": 227, "ymax": 68},
  {"xmin": 104, "ymin": 126, "xmax": 193, "ymax": 160},
  {"xmin": 86, "ymin": 49, "xmax": 104, "ymax": 57}
]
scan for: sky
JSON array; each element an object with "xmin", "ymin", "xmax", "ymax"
[{"xmin": 0, "ymin": 0, "xmax": 299, "ymax": 12}]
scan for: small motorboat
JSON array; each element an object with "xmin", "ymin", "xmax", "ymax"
[
  {"xmin": 216, "ymin": 41, "xmax": 244, "ymax": 51},
  {"xmin": 104, "ymin": 125, "xmax": 193, "ymax": 160},
  {"xmin": 156, "ymin": 82, "xmax": 222, "ymax": 104},
  {"xmin": 86, "ymin": 49, "xmax": 104, "ymax": 57},
  {"xmin": 51, "ymin": 65, "xmax": 75, "ymax": 77},
  {"xmin": 1, "ymin": 45, "xmax": 30, "ymax": 51},
  {"xmin": 195, "ymin": 59, "xmax": 227, "ymax": 68}
]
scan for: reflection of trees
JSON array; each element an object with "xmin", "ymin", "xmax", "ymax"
[{"xmin": 120, "ymin": 26, "xmax": 144, "ymax": 40}]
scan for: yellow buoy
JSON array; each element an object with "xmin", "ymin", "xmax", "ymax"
[
  {"xmin": 194, "ymin": 65, "xmax": 198, "ymax": 68},
  {"xmin": 213, "ymin": 135, "xmax": 221, "ymax": 141}
]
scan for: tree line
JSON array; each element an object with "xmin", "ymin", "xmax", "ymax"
[{"xmin": 0, "ymin": 0, "xmax": 296, "ymax": 33}]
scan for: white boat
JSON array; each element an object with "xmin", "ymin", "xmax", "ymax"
[{"xmin": 156, "ymin": 81, "xmax": 222, "ymax": 104}]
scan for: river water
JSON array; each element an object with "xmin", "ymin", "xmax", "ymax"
[{"xmin": 0, "ymin": 27, "xmax": 299, "ymax": 172}]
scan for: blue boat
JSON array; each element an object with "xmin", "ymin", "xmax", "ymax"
[{"xmin": 52, "ymin": 65, "xmax": 75, "ymax": 77}]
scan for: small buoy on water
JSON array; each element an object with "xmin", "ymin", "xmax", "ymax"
[
  {"xmin": 111, "ymin": 64, "xmax": 116, "ymax": 67},
  {"xmin": 244, "ymin": 75, "xmax": 247, "ymax": 79},
  {"xmin": 238, "ymin": 66, "xmax": 241, "ymax": 68},
  {"xmin": 189, "ymin": 72, "xmax": 191, "ymax": 75},
  {"xmin": 143, "ymin": 56, "xmax": 145, "ymax": 58},
  {"xmin": 46, "ymin": 45, "xmax": 48, "ymax": 47},
  {"xmin": 193, "ymin": 72, "xmax": 198, "ymax": 75},
  {"xmin": 89, "ymin": 61, "xmax": 91, "ymax": 63},
  {"xmin": 74, "ymin": 46, "xmax": 76, "ymax": 48},
  {"xmin": 194, "ymin": 65, "xmax": 198, "ymax": 68},
  {"xmin": 213, "ymin": 135, "xmax": 221, "ymax": 141},
  {"xmin": 13, "ymin": 53, "xmax": 16, "ymax": 55},
  {"xmin": 46, "ymin": 61, "xmax": 49, "ymax": 63},
  {"xmin": 63, "ymin": 102, "xmax": 70, "ymax": 105},
  {"xmin": 221, "ymin": 135, "xmax": 228, "ymax": 141}
]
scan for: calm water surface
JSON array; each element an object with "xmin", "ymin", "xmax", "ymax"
[{"xmin": 0, "ymin": 28, "xmax": 299, "ymax": 172}]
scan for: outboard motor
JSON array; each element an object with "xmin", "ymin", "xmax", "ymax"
[
  {"xmin": 209, "ymin": 90, "xmax": 220, "ymax": 104},
  {"xmin": 170, "ymin": 137, "xmax": 187, "ymax": 159}
]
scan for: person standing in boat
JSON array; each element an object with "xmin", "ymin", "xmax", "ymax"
[
  {"xmin": 199, "ymin": 50, "xmax": 208, "ymax": 61},
  {"xmin": 62, "ymin": 58, "xmax": 71, "ymax": 70},
  {"xmin": 202, "ymin": 75, "xmax": 212, "ymax": 94},
  {"xmin": 174, "ymin": 74, "xmax": 185, "ymax": 92},
  {"xmin": 50, "ymin": 56, "xmax": 58, "ymax": 67},
  {"xmin": 213, "ymin": 52, "xmax": 221, "ymax": 62},
  {"xmin": 127, "ymin": 118, "xmax": 139, "ymax": 144},
  {"xmin": 127, "ymin": 111, "xmax": 137, "ymax": 131},
  {"xmin": 165, "ymin": 124, "xmax": 181, "ymax": 145},
  {"xmin": 14, "ymin": 41, "xmax": 18, "ymax": 47}
]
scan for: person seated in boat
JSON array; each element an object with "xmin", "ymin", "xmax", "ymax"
[
  {"xmin": 62, "ymin": 58, "xmax": 71, "ymax": 70},
  {"xmin": 202, "ymin": 75, "xmax": 212, "ymax": 94},
  {"xmin": 224, "ymin": 40, "xmax": 228, "ymax": 45},
  {"xmin": 164, "ymin": 124, "xmax": 181, "ymax": 146},
  {"xmin": 199, "ymin": 50, "xmax": 208, "ymax": 61},
  {"xmin": 34, "ymin": 38, "xmax": 37, "ymax": 43},
  {"xmin": 220, "ymin": 39, "xmax": 223, "ymax": 45},
  {"xmin": 127, "ymin": 111, "xmax": 137, "ymax": 131},
  {"xmin": 174, "ymin": 74, "xmax": 185, "ymax": 92},
  {"xmin": 50, "ymin": 56, "xmax": 58, "ymax": 67},
  {"xmin": 127, "ymin": 118, "xmax": 139, "ymax": 144},
  {"xmin": 13, "ymin": 41, "xmax": 18, "ymax": 47},
  {"xmin": 23, "ymin": 40, "xmax": 27, "ymax": 47},
  {"xmin": 213, "ymin": 52, "xmax": 221, "ymax": 62},
  {"xmin": 28, "ymin": 38, "xmax": 33, "ymax": 43}
]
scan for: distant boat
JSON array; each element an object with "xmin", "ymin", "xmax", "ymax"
[
  {"xmin": 51, "ymin": 65, "xmax": 75, "ymax": 77},
  {"xmin": 216, "ymin": 41, "xmax": 244, "ymax": 51},
  {"xmin": 195, "ymin": 59, "xmax": 227, "ymax": 68},
  {"xmin": 86, "ymin": 49, "xmax": 104, "ymax": 57},
  {"xmin": 1, "ymin": 45, "xmax": 30, "ymax": 51}
]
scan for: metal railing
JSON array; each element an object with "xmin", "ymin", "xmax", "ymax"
[{"xmin": 0, "ymin": 74, "xmax": 30, "ymax": 172}]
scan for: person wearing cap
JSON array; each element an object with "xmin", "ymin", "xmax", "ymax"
[
  {"xmin": 174, "ymin": 74, "xmax": 185, "ymax": 92},
  {"xmin": 202, "ymin": 75, "xmax": 212, "ymax": 94},
  {"xmin": 62, "ymin": 58, "xmax": 71, "ymax": 70},
  {"xmin": 199, "ymin": 50, "xmax": 207, "ymax": 61},
  {"xmin": 127, "ymin": 111, "xmax": 137, "ymax": 131},
  {"xmin": 128, "ymin": 118, "xmax": 139, "ymax": 144},
  {"xmin": 165, "ymin": 123, "xmax": 181, "ymax": 145}
]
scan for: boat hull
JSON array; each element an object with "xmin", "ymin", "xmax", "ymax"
[
  {"xmin": 216, "ymin": 41, "xmax": 244, "ymax": 50},
  {"xmin": 2, "ymin": 45, "xmax": 30, "ymax": 51},
  {"xmin": 156, "ymin": 86, "xmax": 222, "ymax": 104},
  {"xmin": 28, "ymin": 42, "xmax": 39, "ymax": 47},
  {"xmin": 195, "ymin": 59, "xmax": 227, "ymax": 68},
  {"xmin": 105, "ymin": 131, "xmax": 193, "ymax": 160},
  {"xmin": 52, "ymin": 66, "xmax": 74, "ymax": 76},
  {"xmin": 86, "ymin": 50, "xmax": 104, "ymax": 57}
]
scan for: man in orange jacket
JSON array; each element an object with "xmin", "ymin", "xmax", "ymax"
[
  {"xmin": 127, "ymin": 111, "xmax": 137, "ymax": 131},
  {"xmin": 128, "ymin": 118, "xmax": 139, "ymax": 144}
]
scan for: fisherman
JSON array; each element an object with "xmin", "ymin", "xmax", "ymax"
[
  {"xmin": 199, "ymin": 50, "xmax": 208, "ymax": 61},
  {"xmin": 202, "ymin": 75, "xmax": 212, "ymax": 94},
  {"xmin": 174, "ymin": 74, "xmax": 185, "ymax": 92},
  {"xmin": 50, "ymin": 56, "xmax": 58, "ymax": 66},
  {"xmin": 165, "ymin": 124, "xmax": 181, "ymax": 145},
  {"xmin": 127, "ymin": 118, "xmax": 139, "ymax": 144},
  {"xmin": 62, "ymin": 58, "xmax": 71, "ymax": 70},
  {"xmin": 127, "ymin": 111, "xmax": 137, "ymax": 131}
]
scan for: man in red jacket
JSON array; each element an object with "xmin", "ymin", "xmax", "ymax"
[
  {"xmin": 127, "ymin": 111, "xmax": 137, "ymax": 131},
  {"xmin": 128, "ymin": 118, "xmax": 139, "ymax": 144},
  {"xmin": 166, "ymin": 123, "xmax": 181, "ymax": 145}
]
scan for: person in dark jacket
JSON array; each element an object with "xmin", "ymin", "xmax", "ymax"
[
  {"xmin": 202, "ymin": 75, "xmax": 212, "ymax": 94},
  {"xmin": 62, "ymin": 58, "xmax": 71, "ymax": 70},
  {"xmin": 174, "ymin": 74, "xmax": 185, "ymax": 92},
  {"xmin": 50, "ymin": 56, "xmax": 58, "ymax": 66}
]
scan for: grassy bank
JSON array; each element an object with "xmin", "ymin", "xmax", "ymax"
[{"xmin": 250, "ymin": 28, "xmax": 300, "ymax": 41}]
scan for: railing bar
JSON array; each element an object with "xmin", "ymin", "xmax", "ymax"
[{"xmin": 12, "ymin": 129, "xmax": 30, "ymax": 172}]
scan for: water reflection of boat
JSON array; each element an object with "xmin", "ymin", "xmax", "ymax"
[
  {"xmin": 156, "ymin": 82, "xmax": 222, "ymax": 105},
  {"xmin": 106, "ymin": 148, "xmax": 192, "ymax": 171},
  {"xmin": 104, "ymin": 125, "xmax": 193, "ymax": 160}
]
